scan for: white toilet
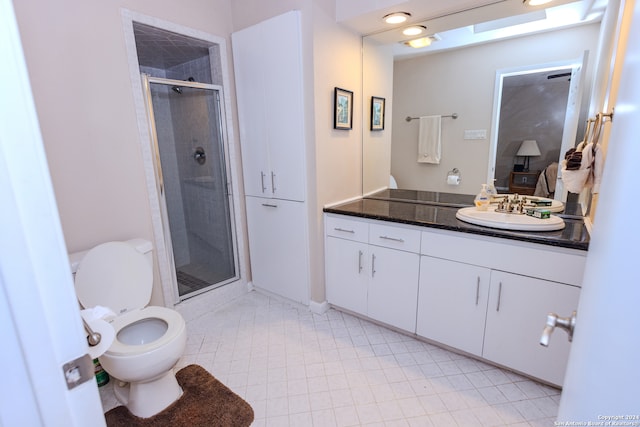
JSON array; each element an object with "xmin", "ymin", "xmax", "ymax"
[{"xmin": 72, "ymin": 239, "xmax": 187, "ymax": 418}]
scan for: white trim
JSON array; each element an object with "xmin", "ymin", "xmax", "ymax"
[
  {"xmin": 487, "ymin": 59, "xmax": 584, "ymax": 193},
  {"xmin": 309, "ymin": 300, "xmax": 330, "ymax": 315}
]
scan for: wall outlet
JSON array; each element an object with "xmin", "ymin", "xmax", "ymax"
[{"xmin": 464, "ymin": 129, "xmax": 487, "ymax": 140}]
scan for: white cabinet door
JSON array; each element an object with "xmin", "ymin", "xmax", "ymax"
[
  {"xmin": 325, "ymin": 237, "xmax": 368, "ymax": 315},
  {"xmin": 232, "ymin": 11, "xmax": 305, "ymax": 201},
  {"xmin": 417, "ymin": 257, "xmax": 491, "ymax": 356},
  {"xmin": 368, "ymin": 246, "xmax": 420, "ymax": 333},
  {"xmin": 483, "ymin": 271, "xmax": 580, "ymax": 386},
  {"xmin": 245, "ymin": 196, "xmax": 309, "ymax": 304},
  {"xmin": 231, "ymin": 23, "xmax": 270, "ymax": 198},
  {"xmin": 261, "ymin": 11, "xmax": 305, "ymax": 202}
]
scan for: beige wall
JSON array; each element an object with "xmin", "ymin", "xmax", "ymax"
[
  {"xmin": 389, "ymin": 23, "xmax": 600, "ymax": 195},
  {"xmin": 311, "ymin": 2, "xmax": 363, "ymax": 302},
  {"xmin": 14, "ymin": 0, "xmax": 362, "ymax": 306},
  {"xmin": 14, "ymin": 0, "xmax": 237, "ymax": 305}
]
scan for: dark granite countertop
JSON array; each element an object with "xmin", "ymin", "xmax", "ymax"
[{"xmin": 324, "ymin": 192, "xmax": 589, "ymax": 251}]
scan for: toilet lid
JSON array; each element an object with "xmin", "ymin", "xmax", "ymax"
[{"xmin": 74, "ymin": 241, "xmax": 152, "ymax": 314}]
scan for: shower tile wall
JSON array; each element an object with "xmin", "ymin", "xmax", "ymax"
[
  {"xmin": 144, "ymin": 57, "xmax": 233, "ymax": 287},
  {"xmin": 165, "ymin": 56, "xmax": 212, "ymax": 84}
]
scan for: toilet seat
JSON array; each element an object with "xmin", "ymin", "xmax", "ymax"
[
  {"xmin": 107, "ymin": 306, "xmax": 185, "ymax": 357},
  {"xmin": 74, "ymin": 241, "xmax": 152, "ymax": 314}
]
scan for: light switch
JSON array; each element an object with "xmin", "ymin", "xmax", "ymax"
[{"xmin": 464, "ymin": 129, "xmax": 487, "ymax": 140}]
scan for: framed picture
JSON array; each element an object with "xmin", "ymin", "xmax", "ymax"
[
  {"xmin": 333, "ymin": 87, "xmax": 353, "ymax": 130},
  {"xmin": 371, "ymin": 96, "xmax": 385, "ymax": 131}
]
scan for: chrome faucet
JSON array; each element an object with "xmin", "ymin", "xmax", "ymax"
[{"xmin": 540, "ymin": 311, "xmax": 577, "ymax": 347}]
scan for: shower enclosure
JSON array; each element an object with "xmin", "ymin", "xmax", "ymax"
[{"xmin": 142, "ymin": 74, "xmax": 238, "ymax": 299}]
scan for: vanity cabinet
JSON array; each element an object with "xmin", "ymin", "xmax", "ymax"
[
  {"xmin": 325, "ymin": 215, "xmax": 420, "ymax": 332},
  {"xmin": 418, "ymin": 228, "xmax": 584, "ymax": 386},
  {"xmin": 324, "ymin": 212, "xmax": 586, "ymax": 386}
]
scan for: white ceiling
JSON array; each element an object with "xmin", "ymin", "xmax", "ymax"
[{"xmin": 339, "ymin": 0, "xmax": 608, "ymax": 58}]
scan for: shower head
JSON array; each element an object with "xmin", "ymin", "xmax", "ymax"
[{"xmin": 172, "ymin": 86, "xmax": 182, "ymax": 94}]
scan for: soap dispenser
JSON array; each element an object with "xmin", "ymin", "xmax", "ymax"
[
  {"xmin": 487, "ymin": 179, "xmax": 497, "ymax": 197},
  {"xmin": 475, "ymin": 184, "xmax": 490, "ymax": 211}
]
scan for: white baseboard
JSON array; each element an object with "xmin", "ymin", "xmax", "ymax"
[{"xmin": 309, "ymin": 299, "xmax": 329, "ymax": 315}]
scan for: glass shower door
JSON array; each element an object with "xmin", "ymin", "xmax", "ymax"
[{"xmin": 147, "ymin": 77, "xmax": 237, "ymax": 299}]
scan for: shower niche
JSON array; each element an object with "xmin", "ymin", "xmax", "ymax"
[{"xmin": 132, "ymin": 22, "xmax": 238, "ymax": 300}]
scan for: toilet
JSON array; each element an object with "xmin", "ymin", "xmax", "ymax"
[{"xmin": 71, "ymin": 239, "xmax": 187, "ymax": 418}]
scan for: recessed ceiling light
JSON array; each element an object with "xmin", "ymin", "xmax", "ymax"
[
  {"xmin": 523, "ymin": 0, "xmax": 553, "ymax": 6},
  {"xmin": 402, "ymin": 25, "xmax": 426, "ymax": 36},
  {"xmin": 383, "ymin": 12, "xmax": 411, "ymax": 25},
  {"xmin": 404, "ymin": 37, "xmax": 432, "ymax": 48}
]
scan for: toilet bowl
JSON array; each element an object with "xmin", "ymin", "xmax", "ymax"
[{"xmin": 73, "ymin": 240, "xmax": 186, "ymax": 418}]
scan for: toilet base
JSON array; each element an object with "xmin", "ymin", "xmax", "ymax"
[{"xmin": 113, "ymin": 370, "xmax": 183, "ymax": 418}]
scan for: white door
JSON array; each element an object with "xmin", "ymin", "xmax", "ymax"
[
  {"xmin": 555, "ymin": 51, "xmax": 588, "ymax": 199},
  {"xmin": 0, "ymin": 0, "xmax": 105, "ymax": 425},
  {"xmin": 557, "ymin": 0, "xmax": 640, "ymax": 418}
]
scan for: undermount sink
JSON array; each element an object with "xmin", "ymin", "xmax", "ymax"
[{"xmin": 456, "ymin": 206, "xmax": 565, "ymax": 231}]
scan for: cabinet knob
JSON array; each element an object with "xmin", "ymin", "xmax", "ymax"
[{"xmin": 540, "ymin": 310, "xmax": 577, "ymax": 347}]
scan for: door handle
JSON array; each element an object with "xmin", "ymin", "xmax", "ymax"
[
  {"xmin": 540, "ymin": 311, "xmax": 577, "ymax": 346},
  {"xmin": 371, "ymin": 254, "xmax": 376, "ymax": 277},
  {"xmin": 271, "ymin": 171, "xmax": 276, "ymax": 193},
  {"xmin": 260, "ymin": 171, "xmax": 267, "ymax": 193},
  {"xmin": 358, "ymin": 250, "xmax": 363, "ymax": 273},
  {"xmin": 475, "ymin": 276, "xmax": 480, "ymax": 306}
]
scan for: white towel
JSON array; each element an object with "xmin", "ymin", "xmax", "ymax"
[{"xmin": 418, "ymin": 115, "xmax": 441, "ymax": 164}]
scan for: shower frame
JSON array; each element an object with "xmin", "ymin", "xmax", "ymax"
[
  {"xmin": 122, "ymin": 10, "xmax": 249, "ymax": 310},
  {"xmin": 141, "ymin": 73, "xmax": 240, "ymax": 302}
]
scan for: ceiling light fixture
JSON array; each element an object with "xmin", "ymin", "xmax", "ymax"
[
  {"xmin": 404, "ymin": 37, "xmax": 432, "ymax": 48},
  {"xmin": 523, "ymin": 0, "xmax": 554, "ymax": 6},
  {"xmin": 402, "ymin": 25, "xmax": 426, "ymax": 36},
  {"xmin": 383, "ymin": 12, "xmax": 411, "ymax": 24}
]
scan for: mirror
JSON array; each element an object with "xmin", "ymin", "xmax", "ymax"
[{"xmin": 362, "ymin": 0, "xmax": 604, "ymax": 199}]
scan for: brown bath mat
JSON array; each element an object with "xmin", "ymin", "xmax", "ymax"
[{"xmin": 104, "ymin": 364, "xmax": 254, "ymax": 427}]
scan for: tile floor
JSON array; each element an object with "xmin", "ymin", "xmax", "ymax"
[{"xmin": 99, "ymin": 291, "xmax": 561, "ymax": 426}]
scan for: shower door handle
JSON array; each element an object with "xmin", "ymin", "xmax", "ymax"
[{"xmin": 260, "ymin": 171, "xmax": 267, "ymax": 193}]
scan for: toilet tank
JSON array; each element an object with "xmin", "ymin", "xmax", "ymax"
[{"xmin": 69, "ymin": 238, "xmax": 153, "ymax": 274}]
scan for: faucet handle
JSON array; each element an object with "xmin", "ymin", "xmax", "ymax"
[{"xmin": 540, "ymin": 311, "xmax": 577, "ymax": 347}]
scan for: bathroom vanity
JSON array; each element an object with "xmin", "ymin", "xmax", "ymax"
[{"xmin": 323, "ymin": 190, "xmax": 589, "ymax": 387}]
